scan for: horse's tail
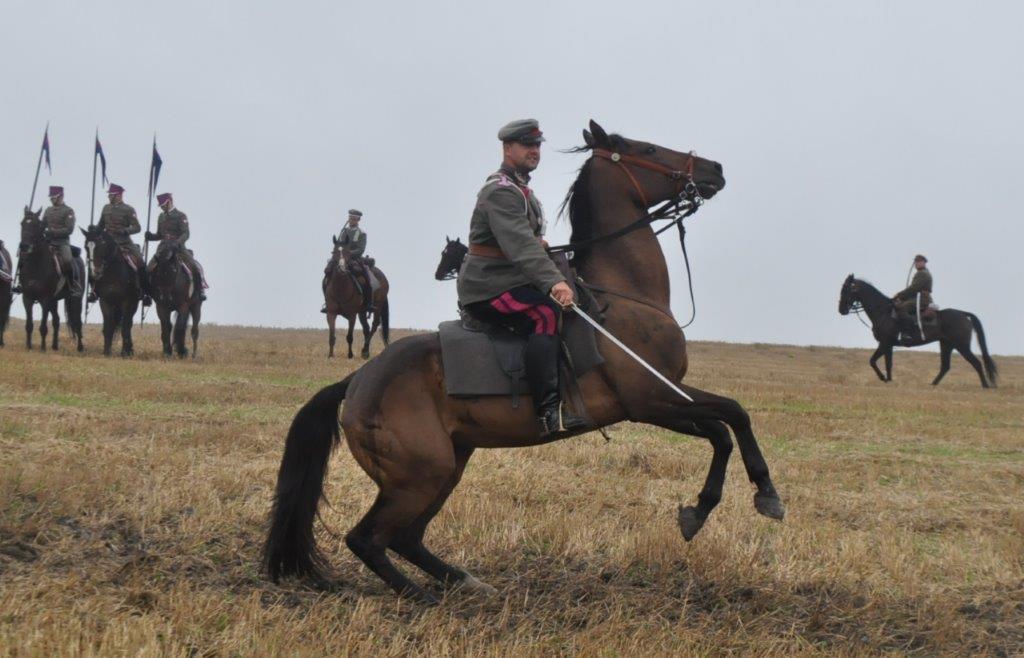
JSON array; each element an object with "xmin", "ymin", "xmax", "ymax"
[
  {"xmin": 966, "ymin": 312, "xmax": 998, "ymax": 385},
  {"xmin": 380, "ymin": 298, "xmax": 390, "ymax": 344},
  {"xmin": 263, "ymin": 373, "xmax": 355, "ymax": 583}
]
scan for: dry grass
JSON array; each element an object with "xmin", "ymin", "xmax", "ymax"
[{"xmin": 1, "ymin": 321, "xmax": 1022, "ymax": 656}]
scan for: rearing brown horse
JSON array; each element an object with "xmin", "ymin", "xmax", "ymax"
[{"xmin": 265, "ymin": 121, "xmax": 784, "ymax": 604}]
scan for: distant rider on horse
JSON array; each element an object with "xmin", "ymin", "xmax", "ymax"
[
  {"xmin": 322, "ymin": 209, "xmax": 374, "ymax": 313},
  {"xmin": 892, "ymin": 254, "xmax": 933, "ymax": 341},
  {"xmin": 456, "ymin": 119, "xmax": 583, "ymax": 438},
  {"xmin": 14, "ymin": 185, "xmax": 82, "ymax": 295},
  {"xmin": 92, "ymin": 183, "xmax": 151, "ymax": 306},
  {"xmin": 145, "ymin": 192, "xmax": 209, "ymax": 301}
]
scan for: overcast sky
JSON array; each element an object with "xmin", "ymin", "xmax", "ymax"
[{"xmin": 3, "ymin": 1, "xmax": 1021, "ymax": 354}]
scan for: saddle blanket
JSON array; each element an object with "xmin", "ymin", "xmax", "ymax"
[{"xmin": 439, "ymin": 314, "xmax": 604, "ymax": 397}]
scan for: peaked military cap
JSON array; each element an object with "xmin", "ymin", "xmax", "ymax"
[
  {"xmin": 348, "ymin": 209, "xmax": 363, "ymax": 217},
  {"xmin": 106, "ymin": 183, "xmax": 125, "ymax": 195},
  {"xmin": 914, "ymin": 254, "xmax": 928, "ymax": 263},
  {"xmin": 498, "ymin": 119, "xmax": 545, "ymax": 145},
  {"xmin": 157, "ymin": 193, "xmax": 173, "ymax": 205},
  {"xmin": 48, "ymin": 185, "xmax": 64, "ymax": 197}
]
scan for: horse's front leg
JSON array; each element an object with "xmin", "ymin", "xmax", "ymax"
[
  {"xmin": 868, "ymin": 344, "xmax": 888, "ymax": 382},
  {"xmin": 23, "ymin": 298, "xmax": 34, "ymax": 350},
  {"xmin": 359, "ymin": 311, "xmax": 372, "ymax": 359},
  {"xmin": 120, "ymin": 303, "xmax": 136, "ymax": 357},
  {"xmin": 173, "ymin": 306, "xmax": 189, "ymax": 358},
  {"xmin": 101, "ymin": 302, "xmax": 116, "ymax": 356},
  {"xmin": 346, "ymin": 315, "xmax": 355, "ymax": 359},
  {"xmin": 883, "ymin": 344, "xmax": 894, "ymax": 381},
  {"xmin": 38, "ymin": 305, "xmax": 48, "ymax": 353},
  {"xmin": 50, "ymin": 301, "xmax": 60, "ymax": 351},
  {"xmin": 158, "ymin": 306, "xmax": 173, "ymax": 356}
]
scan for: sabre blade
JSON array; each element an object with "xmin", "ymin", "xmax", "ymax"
[{"xmin": 569, "ymin": 302, "xmax": 693, "ymax": 402}]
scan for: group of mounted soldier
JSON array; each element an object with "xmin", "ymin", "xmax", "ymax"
[{"xmin": 2, "ymin": 183, "xmax": 208, "ymax": 355}]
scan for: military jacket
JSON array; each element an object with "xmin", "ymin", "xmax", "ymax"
[
  {"xmin": 457, "ymin": 164, "xmax": 565, "ymax": 305},
  {"xmin": 42, "ymin": 204, "xmax": 75, "ymax": 244},
  {"xmin": 338, "ymin": 225, "xmax": 366, "ymax": 257},
  {"xmin": 98, "ymin": 202, "xmax": 141, "ymax": 244},
  {"xmin": 896, "ymin": 268, "xmax": 933, "ymax": 306},
  {"xmin": 157, "ymin": 208, "xmax": 190, "ymax": 246}
]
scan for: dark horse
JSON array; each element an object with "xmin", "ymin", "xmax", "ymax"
[
  {"xmin": 264, "ymin": 121, "xmax": 784, "ymax": 604},
  {"xmin": 839, "ymin": 275, "xmax": 997, "ymax": 387},
  {"xmin": 17, "ymin": 209, "xmax": 84, "ymax": 352},
  {"xmin": 81, "ymin": 225, "xmax": 143, "ymax": 357},
  {"xmin": 0, "ymin": 239, "xmax": 12, "ymax": 347},
  {"xmin": 433, "ymin": 236, "xmax": 467, "ymax": 281},
  {"xmin": 324, "ymin": 238, "xmax": 390, "ymax": 359},
  {"xmin": 151, "ymin": 242, "xmax": 203, "ymax": 358}
]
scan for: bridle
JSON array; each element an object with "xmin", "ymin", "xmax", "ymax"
[
  {"xmin": 591, "ymin": 148, "xmax": 697, "ymax": 210},
  {"xmin": 546, "ymin": 147, "xmax": 706, "ymax": 328}
]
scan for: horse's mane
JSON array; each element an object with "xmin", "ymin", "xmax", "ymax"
[
  {"xmin": 853, "ymin": 278, "xmax": 890, "ymax": 304},
  {"xmin": 558, "ymin": 135, "xmax": 627, "ymax": 263}
]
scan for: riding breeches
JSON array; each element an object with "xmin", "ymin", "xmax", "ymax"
[{"xmin": 463, "ymin": 285, "xmax": 562, "ymax": 337}]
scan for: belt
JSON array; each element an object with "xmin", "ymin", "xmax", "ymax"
[{"xmin": 468, "ymin": 243, "xmax": 507, "ymax": 259}]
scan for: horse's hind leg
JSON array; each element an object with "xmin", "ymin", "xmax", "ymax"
[
  {"xmin": 957, "ymin": 344, "xmax": 989, "ymax": 388},
  {"xmin": 388, "ymin": 445, "xmax": 496, "ymax": 595},
  {"xmin": 932, "ymin": 341, "xmax": 953, "ymax": 386},
  {"xmin": 345, "ymin": 485, "xmax": 450, "ymax": 605},
  {"xmin": 327, "ymin": 312, "xmax": 337, "ymax": 358},
  {"xmin": 649, "ymin": 419, "xmax": 733, "ymax": 541}
]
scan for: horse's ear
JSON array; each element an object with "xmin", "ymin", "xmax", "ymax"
[
  {"xmin": 332, "ymin": 235, "xmax": 340, "ymax": 245},
  {"xmin": 589, "ymin": 120, "xmax": 610, "ymax": 147},
  {"xmin": 582, "ymin": 129, "xmax": 595, "ymax": 148},
  {"xmin": 456, "ymin": 237, "xmax": 463, "ymax": 244},
  {"xmin": 446, "ymin": 235, "xmax": 451, "ymax": 243}
]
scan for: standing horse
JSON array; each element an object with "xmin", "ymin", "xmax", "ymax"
[
  {"xmin": 265, "ymin": 121, "xmax": 784, "ymax": 604},
  {"xmin": 81, "ymin": 225, "xmax": 143, "ymax": 357},
  {"xmin": 17, "ymin": 209, "xmax": 84, "ymax": 352},
  {"xmin": 151, "ymin": 242, "xmax": 203, "ymax": 358},
  {"xmin": 0, "ymin": 239, "xmax": 12, "ymax": 347},
  {"xmin": 839, "ymin": 275, "xmax": 997, "ymax": 387},
  {"xmin": 433, "ymin": 236, "xmax": 467, "ymax": 281},
  {"xmin": 323, "ymin": 238, "xmax": 390, "ymax": 359}
]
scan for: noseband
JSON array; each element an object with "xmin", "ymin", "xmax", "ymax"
[{"xmin": 592, "ymin": 148, "xmax": 698, "ymax": 209}]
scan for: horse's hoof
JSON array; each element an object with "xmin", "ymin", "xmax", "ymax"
[
  {"xmin": 400, "ymin": 585, "xmax": 440, "ymax": 607},
  {"xmin": 677, "ymin": 505, "xmax": 706, "ymax": 542},
  {"xmin": 455, "ymin": 573, "xmax": 498, "ymax": 597},
  {"xmin": 754, "ymin": 493, "xmax": 785, "ymax": 521}
]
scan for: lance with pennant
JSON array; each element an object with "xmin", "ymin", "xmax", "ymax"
[
  {"xmin": 141, "ymin": 136, "xmax": 162, "ymax": 324},
  {"xmin": 28, "ymin": 122, "xmax": 52, "ymax": 209}
]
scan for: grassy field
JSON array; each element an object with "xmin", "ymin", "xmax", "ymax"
[{"xmin": 1, "ymin": 320, "xmax": 1022, "ymax": 656}]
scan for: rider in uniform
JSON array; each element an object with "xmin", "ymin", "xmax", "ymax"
[
  {"xmin": 145, "ymin": 193, "xmax": 209, "ymax": 300},
  {"xmin": 893, "ymin": 254, "xmax": 933, "ymax": 339},
  {"xmin": 93, "ymin": 183, "xmax": 151, "ymax": 306},
  {"xmin": 322, "ymin": 209, "xmax": 372, "ymax": 312},
  {"xmin": 14, "ymin": 186, "xmax": 81, "ymax": 295},
  {"xmin": 457, "ymin": 119, "xmax": 583, "ymax": 438}
]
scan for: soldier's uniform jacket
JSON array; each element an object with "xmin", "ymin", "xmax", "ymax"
[
  {"xmin": 156, "ymin": 208, "xmax": 190, "ymax": 247},
  {"xmin": 337, "ymin": 225, "xmax": 367, "ymax": 257},
  {"xmin": 457, "ymin": 164, "xmax": 565, "ymax": 306},
  {"xmin": 42, "ymin": 204, "xmax": 75, "ymax": 245},
  {"xmin": 98, "ymin": 202, "xmax": 141, "ymax": 245},
  {"xmin": 896, "ymin": 268, "xmax": 933, "ymax": 309}
]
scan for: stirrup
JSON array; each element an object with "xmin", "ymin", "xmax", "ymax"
[{"xmin": 538, "ymin": 403, "xmax": 586, "ymax": 438}]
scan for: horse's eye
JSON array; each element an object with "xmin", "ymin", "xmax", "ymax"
[{"xmin": 645, "ymin": 146, "xmax": 656, "ymax": 154}]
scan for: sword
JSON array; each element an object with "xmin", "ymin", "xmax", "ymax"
[
  {"xmin": 916, "ymin": 292, "xmax": 925, "ymax": 341},
  {"xmin": 568, "ymin": 301, "xmax": 694, "ymax": 402}
]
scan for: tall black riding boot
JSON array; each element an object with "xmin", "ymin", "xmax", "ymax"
[{"xmin": 524, "ymin": 334, "xmax": 585, "ymax": 438}]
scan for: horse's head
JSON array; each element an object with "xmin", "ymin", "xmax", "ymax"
[
  {"xmin": 19, "ymin": 207, "xmax": 44, "ymax": 253},
  {"xmin": 330, "ymin": 235, "xmax": 351, "ymax": 272},
  {"xmin": 839, "ymin": 274, "xmax": 857, "ymax": 315},
  {"xmin": 81, "ymin": 224, "xmax": 115, "ymax": 278},
  {"xmin": 434, "ymin": 236, "xmax": 467, "ymax": 281},
  {"xmin": 582, "ymin": 119, "xmax": 726, "ymax": 206},
  {"xmin": 155, "ymin": 241, "xmax": 180, "ymax": 277}
]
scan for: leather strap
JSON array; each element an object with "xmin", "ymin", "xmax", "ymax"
[{"xmin": 468, "ymin": 243, "xmax": 506, "ymax": 259}]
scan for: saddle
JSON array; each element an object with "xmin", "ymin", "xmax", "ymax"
[{"xmin": 438, "ymin": 255, "xmax": 604, "ymax": 410}]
